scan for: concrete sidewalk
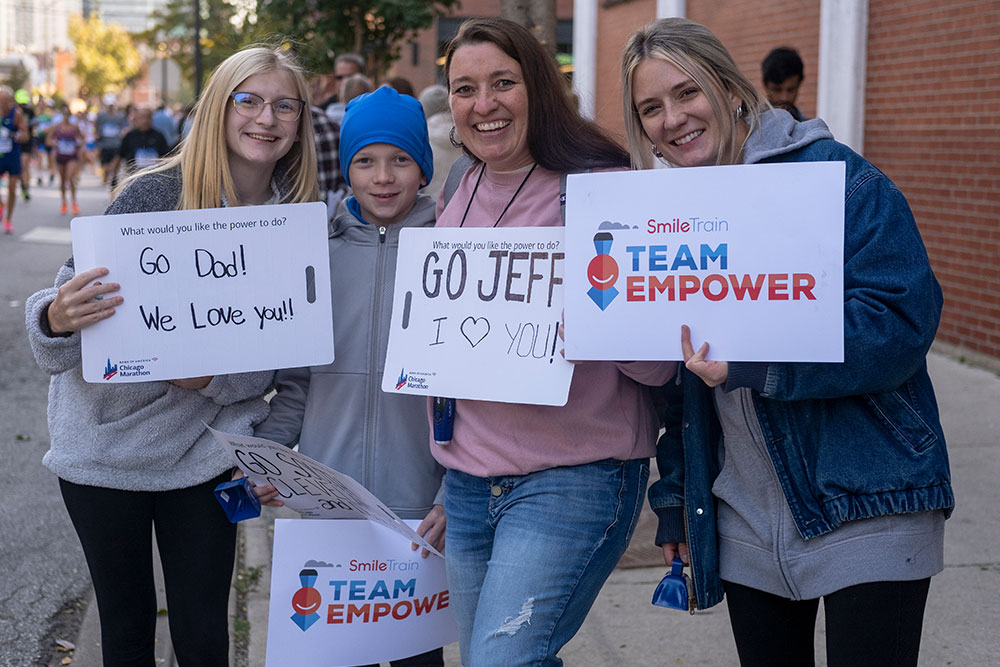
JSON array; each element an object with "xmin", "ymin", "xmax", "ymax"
[{"xmin": 69, "ymin": 351, "xmax": 1000, "ymax": 666}]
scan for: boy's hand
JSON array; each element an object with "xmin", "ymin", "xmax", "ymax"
[{"xmin": 232, "ymin": 468, "xmax": 284, "ymax": 507}]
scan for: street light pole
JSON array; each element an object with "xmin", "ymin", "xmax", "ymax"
[{"xmin": 193, "ymin": 0, "xmax": 203, "ymax": 98}]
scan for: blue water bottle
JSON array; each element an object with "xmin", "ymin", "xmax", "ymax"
[{"xmin": 433, "ymin": 397, "xmax": 455, "ymax": 445}]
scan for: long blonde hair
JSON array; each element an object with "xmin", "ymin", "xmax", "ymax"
[
  {"xmin": 621, "ymin": 18, "xmax": 765, "ymax": 170},
  {"xmin": 120, "ymin": 46, "xmax": 319, "ymax": 209}
]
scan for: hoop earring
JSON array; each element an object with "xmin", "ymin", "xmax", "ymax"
[
  {"xmin": 735, "ymin": 103, "xmax": 747, "ymax": 119},
  {"xmin": 449, "ymin": 126, "xmax": 463, "ymax": 148},
  {"xmin": 651, "ymin": 144, "xmax": 664, "ymax": 159}
]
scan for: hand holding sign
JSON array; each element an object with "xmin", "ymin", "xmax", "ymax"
[
  {"xmin": 47, "ymin": 267, "xmax": 123, "ymax": 334},
  {"xmin": 680, "ymin": 324, "xmax": 728, "ymax": 387}
]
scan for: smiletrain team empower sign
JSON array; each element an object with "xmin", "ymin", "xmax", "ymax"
[
  {"xmin": 563, "ymin": 163, "xmax": 845, "ymax": 362},
  {"xmin": 267, "ymin": 519, "xmax": 457, "ymax": 666}
]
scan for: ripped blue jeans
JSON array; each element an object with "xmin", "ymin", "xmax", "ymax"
[{"xmin": 444, "ymin": 458, "xmax": 649, "ymax": 666}]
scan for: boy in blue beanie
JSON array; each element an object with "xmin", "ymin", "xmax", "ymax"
[
  {"xmin": 252, "ymin": 85, "xmax": 447, "ymax": 666},
  {"xmin": 339, "ymin": 85, "xmax": 435, "ymax": 229}
]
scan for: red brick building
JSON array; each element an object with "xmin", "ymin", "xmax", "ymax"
[{"xmin": 391, "ymin": 0, "xmax": 1000, "ymax": 370}]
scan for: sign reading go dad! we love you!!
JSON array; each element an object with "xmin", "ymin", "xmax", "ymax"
[
  {"xmin": 563, "ymin": 162, "xmax": 846, "ymax": 362},
  {"xmin": 70, "ymin": 202, "xmax": 334, "ymax": 382}
]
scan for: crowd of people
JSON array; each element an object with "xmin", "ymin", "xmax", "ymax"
[
  {"xmin": 0, "ymin": 90, "xmax": 182, "ymax": 232},
  {"xmin": 24, "ymin": 16, "xmax": 951, "ymax": 667}
]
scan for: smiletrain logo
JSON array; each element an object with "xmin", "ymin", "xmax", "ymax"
[
  {"xmin": 586, "ymin": 232, "xmax": 619, "ymax": 310},
  {"xmin": 291, "ymin": 568, "xmax": 322, "ymax": 631}
]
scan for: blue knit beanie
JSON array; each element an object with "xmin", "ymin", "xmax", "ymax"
[{"xmin": 339, "ymin": 86, "xmax": 434, "ymax": 188}]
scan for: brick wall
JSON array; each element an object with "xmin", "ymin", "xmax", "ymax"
[
  {"xmin": 865, "ymin": 0, "xmax": 1000, "ymax": 365},
  {"xmin": 687, "ymin": 0, "xmax": 821, "ymax": 120}
]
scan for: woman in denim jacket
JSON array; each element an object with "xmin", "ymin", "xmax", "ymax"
[{"xmin": 621, "ymin": 18, "xmax": 953, "ymax": 667}]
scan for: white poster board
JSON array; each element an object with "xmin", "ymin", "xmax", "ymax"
[
  {"xmin": 70, "ymin": 202, "xmax": 333, "ymax": 382},
  {"xmin": 210, "ymin": 428, "xmax": 440, "ymax": 556},
  {"xmin": 267, "ymin": 519, "xmax": 457, "ymax": 666},
  {"xmin": 564, "ymin": 163, "xmax": 845, "ymax": 362},
  {"xmin": 381, "ymin": 227, "xmax": 574, "ymax": 406}
]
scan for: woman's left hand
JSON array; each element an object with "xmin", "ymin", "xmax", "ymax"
[
  {"xmin": 681, "ymin": 325, "xmax": 728, "ymax": 387},
  {"xmin": 411, "ymin": 504, "xmax": 446, "ymax": 558},
  {"xmin": 558, "ymin": 310, "xmax": 581, "ymax": 364},
  {"xmin": 170, "ymin": 376, "xmax": 213, "ymax": 390}
]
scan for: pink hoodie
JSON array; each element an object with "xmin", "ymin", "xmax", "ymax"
[{"xmin": 431, "ymin": 164, "xmax": 676, "ymax": 477}]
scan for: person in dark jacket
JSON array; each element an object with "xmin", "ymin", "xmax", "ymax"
[
  {"xmin": 622, "ymin": 18, "xmax": 952, "ymax": 667},
  {"xmin": 109, "ymin": 107, "xmax": 170, "ymax": 180}
]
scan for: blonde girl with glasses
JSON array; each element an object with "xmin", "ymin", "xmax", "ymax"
[{"xmin": 25, "ymin": 46, "xmax": 318, "ymax": 665}]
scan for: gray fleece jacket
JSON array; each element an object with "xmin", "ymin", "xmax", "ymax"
[
  {"xmin": 25, "ymin": 170, "xmax": 274, "ymax": 491},
  {"xmin": 254, "ymin": 194, "xmax": 446, "ymax": 519}
]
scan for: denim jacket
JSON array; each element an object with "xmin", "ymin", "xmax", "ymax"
[{"xmin": 647, "ymin": 112, "xmax": 954, "ymax": 610}]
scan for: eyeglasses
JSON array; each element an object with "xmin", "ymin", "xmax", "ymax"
[{"xmin": 230, "ymin": 92, "xmax": 304, "ymax": 121}]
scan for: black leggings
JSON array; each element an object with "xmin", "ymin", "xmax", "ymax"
[
  {"xmin": 357, "ymin": 646, "xmax": 444, "ymax": 667},
  {"xmin": 60, "ymin": 474, "xmax": 236, "ymax": 667},
  {"xmin": 723, "ymin": 579, "xmax": 931, "ymax": 667}
]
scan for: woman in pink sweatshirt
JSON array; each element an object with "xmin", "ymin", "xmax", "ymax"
[{"xmin": 434, "ymin": 18, "xmax": 675, "ymax": 666}]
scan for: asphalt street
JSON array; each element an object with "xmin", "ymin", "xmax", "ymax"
[{"xmin": 0, "ymin": 168, "xmax": 112, "ymax": 666}]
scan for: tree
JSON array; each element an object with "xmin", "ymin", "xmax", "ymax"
[
  {"xmin": 501, "ymin": 0, "xmax": 557, "ymax": 57},
  {"xmin": 256, "ymin": 0, "xmax": 459, "ymax": 80},
  {"xmin": 1, "ymin": 63, "xmax": 29, "ymax": 91},
  {"xmin": 141, "ymin": 0, "xmax": 268, "ymax": 92},
  {"xmin": 68, "ymin": 15, "xmax": 143, "ymax": 99}
]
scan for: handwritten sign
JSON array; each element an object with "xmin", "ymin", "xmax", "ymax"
[
  {"xmin": 564, "ymin": 163, "xmax": 845, "ymax": 361},
  {"xmin": 267, "ymin": 519, "xmax": 457, "ymax": 666},
  {"xmin": 71, "ymin": 202, "xmax": 334, "ymax": 382},
  {"xmin": 381, "ymin": 228, "xmax": 574, "ymax": 406},
  {"xmin": 210, "ymin": 427, "xmax": 441, "ymax": 557}
]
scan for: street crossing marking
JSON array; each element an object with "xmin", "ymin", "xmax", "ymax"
[{"xmin": 20, "ymin": 227, "xmax": 73, "ymax": 245}]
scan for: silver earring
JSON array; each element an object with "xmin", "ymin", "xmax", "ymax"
[
  {"xmin": 449, "ymin": 126, "xmax": 463, "ymax": 148},
  {"xmin": 651, "ymin": 144, "xmax": 664, "ymax": 158}
]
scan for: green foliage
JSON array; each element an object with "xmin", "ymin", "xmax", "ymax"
[
  {"xmin": 68, "ymin": 15, "xmax": 143, "ymax": 98},
  {"xmin": 256, "ymin": 0, "xmax": 460, "ymax": 78},
  {"xmin": 1, "ymin": 64, "xmax": 29, "ymax": 91},
  {"xmin": 140, "ymin": 0, "xmax": 269, "ymax": 92}
]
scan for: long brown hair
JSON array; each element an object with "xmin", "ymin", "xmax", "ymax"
[{"xmin": 444, "ymin": 17, "xmax": 629, "ymax": 172}]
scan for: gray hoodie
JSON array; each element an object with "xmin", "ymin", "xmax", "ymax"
[
  {"xmin": 254, "ymin": 194, "xmax": 445, "ymax": 519},
  {"xmin": 24, "ymin": 170, "xmax": 274, "ymax": 491}
]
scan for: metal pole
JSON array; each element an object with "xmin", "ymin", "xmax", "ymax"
[
  {"xmin": 193, "ymin": 0, "xmax": 203, "ymax": 98},
  {"xmin": 161, "ymin": 56, "xmax": 168, "ymax": 105}
]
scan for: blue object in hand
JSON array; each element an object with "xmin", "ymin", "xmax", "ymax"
[
  {"xmin": 652, "ymin": 556, "xmax": 691, "ymax": 611},
  {"xmin": 433, "ymin": 397, "xmax": 455, "ymax": 445},
  {"xmin": 214, "ymin": 476, "xmax": 262, "ymax": 523}
]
